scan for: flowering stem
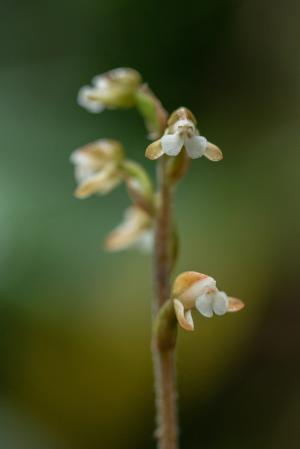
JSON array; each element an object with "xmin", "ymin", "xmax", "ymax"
[{"xmin": 152, "ymin": 156, "xmax": 179, "ymax": 449}]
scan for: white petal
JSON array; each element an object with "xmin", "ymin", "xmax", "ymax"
[
  {"xmin": 213, "ymin": 291, "xmax": 228, "ymax": 316},
  {"xmin": 195, "ymin": 294, "xmax": 214, "ymax": 318},
  {"xmin": 184, "ymin": 136, "xmax": 207, "ymax": 159},
  {"xmin": 161, "ymin": 133, "xmax": 184, "ymax": 156},
  {"xmin": 77, "ymin": 86, "xmax": 104, "ymax": 113}
]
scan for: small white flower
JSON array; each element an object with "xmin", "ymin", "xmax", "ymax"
[
  {"xmin": 161, "ymin": 119, "xmax": 207, "ymax": 159},
  {"xmin": 105, "ymin": 206, "xmax": 153, "ymax": 252},
  {"xmin": 70, "ymin": 139, "xmax": 124, "ymax": 198},
  {"xmin": 77, "ymin": 67, "xmax": 142, "ymax": 113},
  {"xmin": 145, "ymin": 107, "xmax": 223, "ymax": 161},
  {"xmin": 172, "ymin": 271, "xmax": 244, "ymax": 331}
]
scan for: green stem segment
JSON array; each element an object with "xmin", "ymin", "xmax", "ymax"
[{"xmin": 152, "ymin": 156, "xmax": 179, "ymax": 449}]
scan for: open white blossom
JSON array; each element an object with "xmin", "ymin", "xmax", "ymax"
[
  {"xmin": 105, "ymin": 206, "xmax": 153, "ymax": 252},
  {"xmin": 70, "ymin": 139, "xmax": 124, "ymax": 198},
  {"xmin": 145, "ymin": 107, "xmax": 223, "ymax": 161},
  {"xmin": 78, "ymin": 68, "xmax": 142, "ymax": 113},
  {"xmin": 172, "ymin": 271, "xmax": 244, "ymax": 331}
]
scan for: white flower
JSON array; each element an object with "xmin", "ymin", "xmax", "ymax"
[
  {"xmin": 70, "ymin": 139, "xmax": 124, "ymax": 198},
  {"xmin": 172, "ymin": 271, "xmax": 244, "ymax": 331},
  {"xmin": 145, "ymin": 107, "xmax": 223, "ymax": 161},
  {"xmin": 105, "ymin": 206, "xmax": 153, "ymax": 252},
  {"xmin": 161, "ymin": 119, "xmax": 207, "ymax": 158},
  {"xmin": 77, "ymin": 67, "xmax": 142, "ymax": 113}
]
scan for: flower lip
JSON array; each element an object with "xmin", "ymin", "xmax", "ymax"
[{"xmin": 195, "ymin": 289, "xmax": 229, "ymax": 318}]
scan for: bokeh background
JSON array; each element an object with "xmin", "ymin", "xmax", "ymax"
[{"xmin": 1, "ymin": 0, "xmax": 300, "ymax": 448}]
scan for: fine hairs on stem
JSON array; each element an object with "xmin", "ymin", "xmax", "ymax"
[{"xmin": 70, "ymin": 67, "xmax": 245, "ymax": 449}]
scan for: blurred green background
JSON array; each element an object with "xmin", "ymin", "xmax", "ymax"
[{"xmin": 1, "ymin": 0, "xmax": 300, "ymax": 448}]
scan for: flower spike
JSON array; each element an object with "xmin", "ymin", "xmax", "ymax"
[{"xmin": 172, "ymin": 271, "xmax": 244, "ymax": 331}]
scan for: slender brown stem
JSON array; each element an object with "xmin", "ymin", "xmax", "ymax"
[{"xmin": 152, "ymin": 156, "xmax": 179, "ymax": 449}]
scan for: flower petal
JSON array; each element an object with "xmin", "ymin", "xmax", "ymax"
[
  {"xmin": 213, "ymin": 291, "xmax": 228, "ymax": 316},
  {"xmin": 173, "ymin": 299, "xmax": 194, "ymax": 331},
  {"xmin": 77, "ymin": 86, "xmax": 105, "ymax": 113},
  {"xmin": 172, "ymin": 272, "xmax": 209, "ymax": 298},
  {"xmin": 184, "ymin": 309, "xmax": 195, "ymax": 331},
  {"xmin": 184, "ymin": 136, "xmax": 207, "ymax": 159},
  {"xmin": 195, "ymin": 294, "xmax": 214, "ymax": 318},
  {"xmin": 227, "ymin": 297, "xmax": 245, "ymax": 312},
  {"xmin": 204, "ymin": 142, "xmax": 223, "ymax": 161},
  {"xmin": 145, "ymin": 139, "xmax": 164, "ymax": 160},
  {"xmin": 161, "ymin": 134, "xmax": 184, "ymax": 156},
  {"xmin": 105, "ymin": 207, "xmax": 151, "ymax": 252},
  {"xmin": 74, "ymin": 165, "xmax": 121, "ymax": 198}
]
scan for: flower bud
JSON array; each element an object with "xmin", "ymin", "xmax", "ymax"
[
  {"xmin": 78, "ymin": 68, "xmax": 142, "ymax": 112},
  {"xmin": 172, "ymin": 271, "xmax": 244, "ymax": 331}
]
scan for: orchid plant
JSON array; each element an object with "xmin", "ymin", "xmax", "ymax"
[{"xmin": 71, "ymin": 67, "xmax": 244, "ymax": 449}]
